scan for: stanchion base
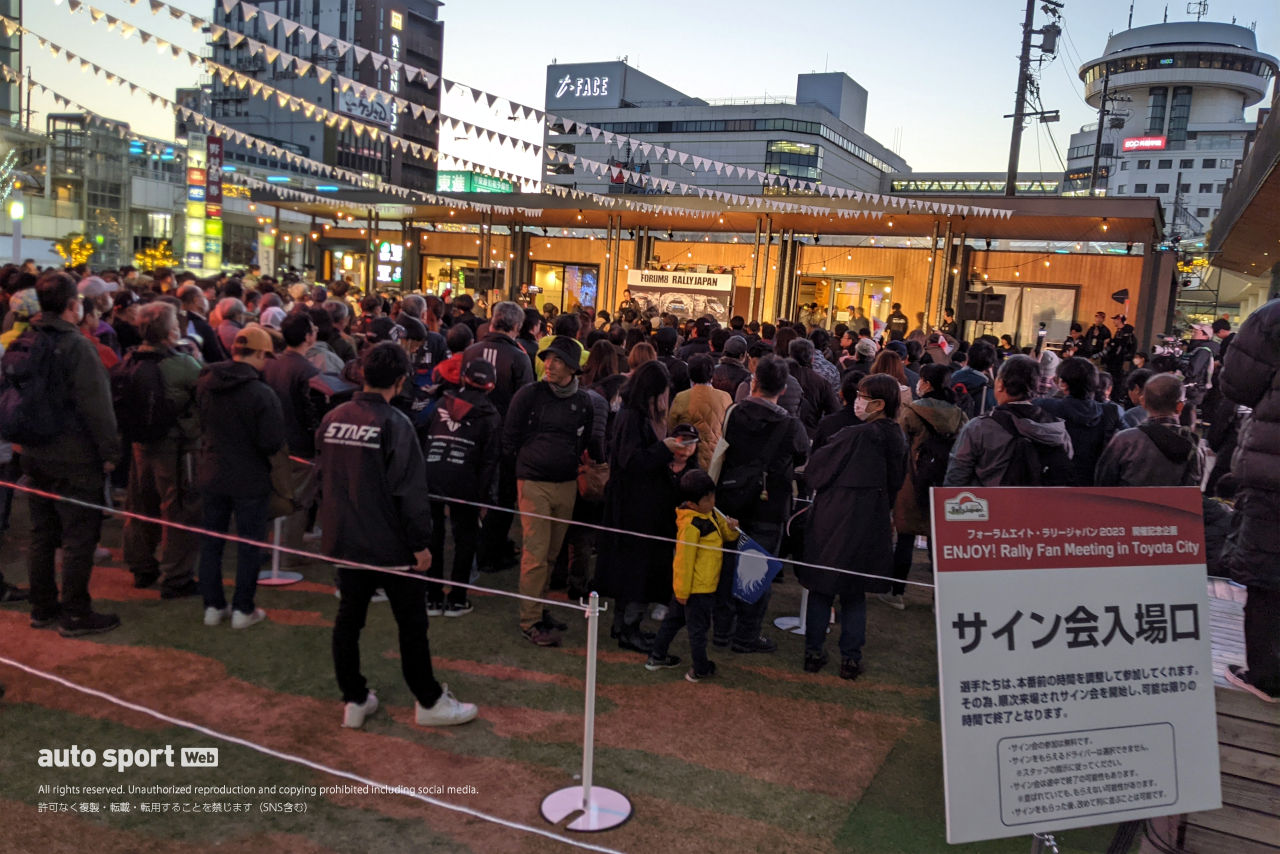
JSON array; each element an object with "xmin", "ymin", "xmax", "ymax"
[
  {"xmin": 257, "ymin": 571, "xmax": 304, "ymax": 586},
  {"xmin": 773, "ymin": 616, "xmax": 806, "ymax": 635},
  {"xmin": 541, "ymin": 786, "xmax": 632, "ymax": 831}
]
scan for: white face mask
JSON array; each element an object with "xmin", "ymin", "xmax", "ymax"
[
  {"xmin": 916, "ymin": 381, "xmax": 926, "ymax": 398},
  {"xmin": 853, "ymin": 397, "xmax": 870, "ymax": 420}
]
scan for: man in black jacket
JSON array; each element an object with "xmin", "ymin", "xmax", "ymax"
[
  {"xmin": 319, "ymin": 343, "xmax": 478, "ymax": 728},
  {"xmin": 504, "ymin": 335, "xmax": 605, "ymax": 646},
  {"xmin": 713, "ymin": 355, "xmax": 809, "ymax": 653},
  {"xmin": 178, "ymin": 282, "xmax": 225, "ymax": 364},
  {"xmin": 423, "ymin": 359, "xmax": 501, "ymax": 617},
  {"xmin": 654, "ymin": 325, "xmax": 691, "ymax": 394},
  {"xmin": 463, "ymin": 301, "xmax": 534, "ymax": 574},
  {"xmin": 262, "ymin": 312, "xmax": 321, "ymax": 561},
  {"xmin": 789, "ymin": 338, "xmax": 839, "ymax": 439},
  {"xmin": 195, "ymin": 325, "xmax": 285, "ymax": 630},
  {"xmin": 1219, "ymin": 298, "xmax": 1280, "ymax": 703},
  {"xmin": 712, "ymin": 334, "xmax": 751, "ymax": 397},
  {"xmin": 20, "ymin": 272, "xmax": 122, "ymax": 637}
]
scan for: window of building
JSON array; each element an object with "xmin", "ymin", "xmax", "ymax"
[
  {"xmin": 1216, "ymin": 183, "xmax": 1226, "ymax": 192},
  {"xmin": 1179, "ymin": 183, "xmax": 1190, "ymax": 193},
  {"xmin": 531, "ymin": 263, "xmax": 598, "ymax": 313},
  {"xmin": 1134, "ymin": 183, "xmax": 1148, "ymax": 193},
  {"xmin": 1118, "ymin": 185, "xmax": 1127, "ymax": 194},
  {"xmin": 1202, "ymin": 158, "xmax": 1216, "ymax": 169},
  {"xmin": 1120, "ymin": 161, "xmax": 1129, "ymax": 171},
  {"xmin": 1157, "ymin": 159, "xmax": 1172, "ymax": 169},
  {"xmin": 1195, "ymin": 207, "xmax": 1210, "ymax": 217},
  {"xmin": 1137, "ymin": 160, "xmax": 1150, "ymax": 170},
  {"xmin": 764, "ymin": 140, "xmax": 823, "ymax": 182},
  {"xmin": 1146, "ymin": 87, "xmax": 1168, "ymax": 135},
  {"xmin": 1155, "ymin": 183, "xmax": 1170, "ymax": 193},
  {"xmin": 1166, "ymin": 87, "xmax": 1193, "ymax": 148},
  {"xmin": 1179, "ymin": 159, "xmax": 1193, "ymax": 169},
  {"xmin": 1198, "ymin": 183, "xmax": 1213, "ymax": 193}
]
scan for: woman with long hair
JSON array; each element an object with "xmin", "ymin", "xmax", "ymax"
[
  {"xmin": 595, "ymin": 361, "xmax": 687, "ymax": 653},
  {"xmin": 518, "ymin": 307, "xmax": 543, "ymax": 363},
  {"xmin": 884, "ymin": 363, "xmax": 967, "ymax": 609},
  {"xmin": 627, "ymin": 341, "xmax": 657, "ymax": 371},
  {"xmin": 870, "ymin": 350, "xmax": 913, "ymax": 408}
]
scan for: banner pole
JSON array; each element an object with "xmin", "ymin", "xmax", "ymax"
[{"xmin": 258, "ymin": 517, "xmax": 303, "ymax": 586}]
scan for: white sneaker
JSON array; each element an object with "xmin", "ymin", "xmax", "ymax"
[
  {"xmin": 371, "ymin": 589, "xmax": 389, "ymax": 603},
  {"xmin": 203, "ymin": 606, "xmax": 232, "ymax": 627},
  {"xmin": 302, "ymin": 528, "xmax": 322, "ymax": 543},
  {"xmin": 650, "ymin": 604, "xmax": 668, "ymax": 622},
  {"xmin": 231, "ymin": 608, "xmax": 267, "ymax": 629},
  {"xmin": 342, "ymin": 690, "xmax": 379, "ymax": 728},
  {"xmin": 875, "ymin": 593, "xmax": 906, "ymax": 611},
  {"xmin": 415, "ymin": 684, "xmax": 478, "ymax": 727}
]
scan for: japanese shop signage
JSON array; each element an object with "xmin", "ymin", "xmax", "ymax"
[
  {"xmin": 931, "ymin": 487, "xmax": 1220, "ymax": 844},
  {"xmin": 1122, "ymin": 136, "xmax": 1167, "ymax": 152}
]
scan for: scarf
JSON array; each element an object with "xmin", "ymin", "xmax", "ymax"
[{"xmin": 549, "ymin": 377, "xmax": 579, "ymax": 398}]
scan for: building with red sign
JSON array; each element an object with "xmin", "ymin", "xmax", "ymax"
[{"xmin": 1061, "ymin": 18, "xmax": 1276, "ymax": 242}]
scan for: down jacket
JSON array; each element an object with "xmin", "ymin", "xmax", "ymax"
[{"xmin": 668, "ymin": 383, "xmax": 732, "ymax": 470}]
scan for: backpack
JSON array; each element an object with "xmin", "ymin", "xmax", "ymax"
[
  {"xmin": 952, "ymin": 376, "xmax": 988, "ymax": 419},
  {"xmin": 910, "ymin": 409, "xmax": 958, "ymax": 514},
  {"xmin": 110, "ymin": 350, "xmax": 177, "ymax": 443},
  {"xmin": 716, "ymin": 414, "xmax": 790, "ymax": 516},
  {"xmin": 991, "ymin": 409, "xmax": 1074, "ymax": 486},
  {"xmin": 0, "ymin": 328, "xmax": 73, "ymax": 446}
]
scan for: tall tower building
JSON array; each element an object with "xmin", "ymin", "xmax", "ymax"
[
  {"xmin": 208, "ymin": 0, "xmax": 442, "ymax": 191},
  {"xmin": 1064, "ymin": 20, "xmax": 1276, "ymax": 239}
]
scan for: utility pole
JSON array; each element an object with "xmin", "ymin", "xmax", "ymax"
[
  {"xmin": 1005, "ymin": 0, "xmax": 1064, "ymax": 197},
  {"xmin": 1089, "ymin": 74, "xmax": 1110, "ymax": 196}
]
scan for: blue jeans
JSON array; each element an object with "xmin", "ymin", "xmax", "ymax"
[
  {"xmin": 198, "ymin": 492, "xmax": 269, "ymax": 614},
  {"xmin": 650, "ymin": 593, "xmax": 715, "ymax": 674},
  {"xmin": 804, "ymin": 590, "xmax": 867, "ymax": 663}
]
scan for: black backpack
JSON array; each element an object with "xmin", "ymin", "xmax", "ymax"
[
  {"xmin": 911, "ymin": 410, "xmax": 958, "ymax": 514},
  {"xmin": 991, "ymin": 409, "xmax": 1074, "ymax": 486},
  {"xmin": 717, "ymin": 414, "xmax": 790, "ymax": 516},
  {"xmin": 0, "ymin": 328, "xmax": 72, "ymax": 446},
  {"xmin": 110, "ymin": 350, "xmax": 177, "ymax": 443}
]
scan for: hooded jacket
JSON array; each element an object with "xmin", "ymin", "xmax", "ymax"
[
  {"xmin": 1033, "ymin": 394, "xmax": 1121, "ymax": 486},
  {"xmin": 951, "ymin": 366, "xmax": 997, "ymax": 414},
  {"xmin": 894, "ymin": 397, "xmax": 968, "ymax": 535},
  {"xmin": 1094, "ymin": 415, "xmax": 1203, "ymax": 487},
  {"xmin": 18, "ymin": 314, "xmax": 121, "ymax": 470},
  {"xmin": 462, "ymin": 332, "xmax": 535, "ymax": 416},
  {"xmin": 422, "ymin": 386, "xmax": 501, "ymax": 502},
  {"xmin": 944, "ymin": 401, "xmax": 1073, "ymax": 487},
  {"xmin": 790, "ymin": 357, "xmax": 840, "ymax": 438},
  {"xmin": 316, "ymin": 392, "xmax": 432, "ymax": 567},
  {"xmin": 195, "ymin": 360, "xmax": 285, "ymax": 497},
  {"xmin": 673, "ymin": 504, "xmax": 738, "ymax": 599},
  {"xmin": 717, "ymin": 397, "xmax": 809, "ymax": 525}
]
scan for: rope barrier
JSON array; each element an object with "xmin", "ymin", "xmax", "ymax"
[
  {"xmin": 0, "ymin": 656, "xmax": 626, "ymax": 854},
  {"xmin": 286, "ymin": 458, "xmax": 939, "ymax": 589},
  {"xmin": 0, "ymin": 480, "xmax": 589, "ymax": 613}
]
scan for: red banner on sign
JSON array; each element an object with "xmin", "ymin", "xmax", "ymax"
[
  {"xmin": 1122, "ymin": 136, "xmax": 1167, "ymax": 152},
  {"xmin": 930, "ymin": 487, "xmax": 1204, "ymax": 572}
]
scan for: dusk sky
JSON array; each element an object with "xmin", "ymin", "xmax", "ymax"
[{"xmin": 18, "ymin": 0, "xmax": 1280, "ymax": 180}]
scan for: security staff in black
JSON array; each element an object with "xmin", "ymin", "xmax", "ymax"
[{"xmin": 318, "ymin": 343, "xmax": 477, "ymax": 729}]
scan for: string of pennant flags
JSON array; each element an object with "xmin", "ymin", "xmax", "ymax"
[{"xmin": 48, "ymin": 0, "xmax": 1013, "ymax": 221}]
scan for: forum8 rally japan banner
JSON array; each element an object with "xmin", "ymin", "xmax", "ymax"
[{"xmin": 930, "ymin": 487, "xmax": 1220, "ymax": 845}]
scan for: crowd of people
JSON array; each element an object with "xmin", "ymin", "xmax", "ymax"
[{"xmin": 0, "ymin": 258, "xmax": 1276, "ymax": 719}]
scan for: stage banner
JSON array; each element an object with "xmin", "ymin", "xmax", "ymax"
[{"xmin": 625, "ymin": 269, "xmax": 732, "ymax": 322}]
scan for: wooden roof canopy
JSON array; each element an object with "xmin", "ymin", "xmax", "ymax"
[{"xmin": 263, "ymin": 191, "xmax": 1165, "ymax": 245}]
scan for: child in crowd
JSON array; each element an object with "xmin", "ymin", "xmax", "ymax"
[{"xmin": 645, "ymin": 470, "xmax": 739, "ymax": 683}]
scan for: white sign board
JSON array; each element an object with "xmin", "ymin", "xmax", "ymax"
[
  {"xmin": 931, "ymin": 487, "xmax": 1221, "ymax": 844},
  {"xmin": 625, "ymin": 269, "xmax": 733, "ymax": 321}
]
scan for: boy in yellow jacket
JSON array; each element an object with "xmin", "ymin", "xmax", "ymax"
[{"xmin": 645, "ymin": 470, "xmax": 739, "ymax": 683}]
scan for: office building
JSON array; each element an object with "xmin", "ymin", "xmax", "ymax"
[
  {"xmin": 1064, "ymin": 19, "xmax": 1276, "ymax": 238},
  {"xmin": 542, "ymin": 62, "xmax": 909, "ymax": 196},
  {"xmin": 208, "ymin": 0, "xmax": 443, "ymax": 192}
]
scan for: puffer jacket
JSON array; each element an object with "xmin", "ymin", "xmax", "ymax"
[
  {"xmin": 944, "ymin": 401, "xmax": 1073, "ymax": 487},
  {"xmin": 1221, "ymin": 297, "xmax": 1280, "ymax": 492},
  {"xmin": 667, "ymin": 383, "xmax": 732, "ymax": 470},
  {"xmin": 672, "ymin": 505, "xmax": 738, "ymax": 599},
  {"xmin": 894, "ymin": 397, "xmax": 968, "ymax": 535}
]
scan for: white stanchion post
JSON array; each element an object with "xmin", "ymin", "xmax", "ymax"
[
  {"xmin": 540, "ymin": 592, "xmax": 632, "ymax": 832},
  {"xmin": 257, "ymin": 517, "xmax": 303, "ymax": 586},
  {"xmin": 773, "ymin": 587, "xmax": 808, "ymax": 635}
]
